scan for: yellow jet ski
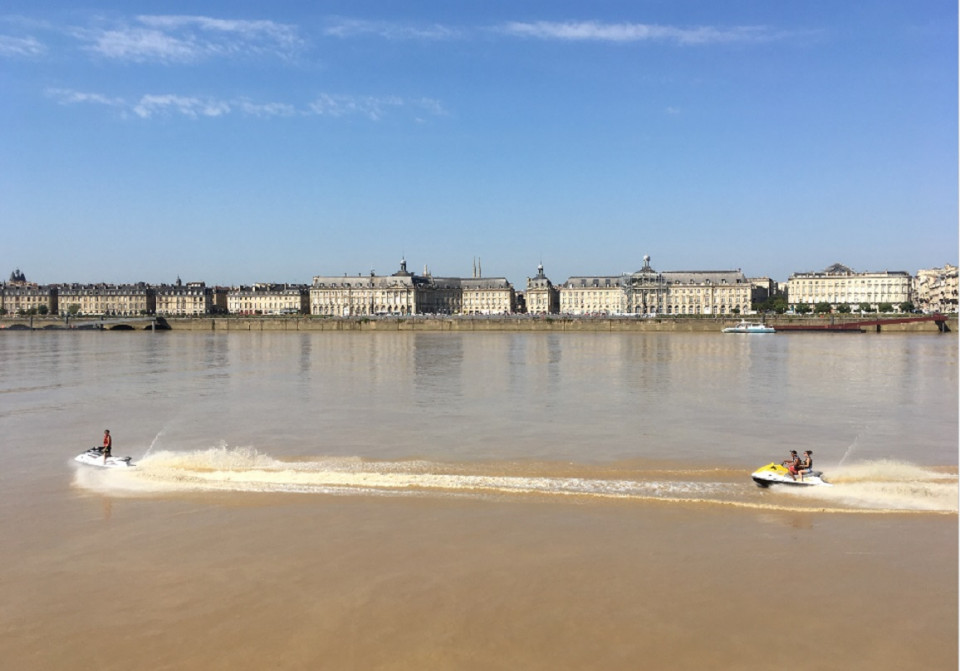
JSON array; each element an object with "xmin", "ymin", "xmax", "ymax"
[{"xmin": 751, "ymin": 462, "xmax": 830, "ymax": 488}]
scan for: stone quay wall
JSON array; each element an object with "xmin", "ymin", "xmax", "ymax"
[
  {"xmin": 2, "ymin": 315, "xmax": 955, "ymax": 334},
  {"xmin": 164, "ymin": 315, "xmax": 956, "ymax": 333}
]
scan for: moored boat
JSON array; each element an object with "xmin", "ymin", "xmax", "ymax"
[{"xmin": 722, "ymin": 320, "xmax": 775, "ymax": 334}]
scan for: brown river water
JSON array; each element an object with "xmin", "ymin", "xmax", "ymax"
[{"xmin": 1, "ymin": 331, "xmax": 956, "ymax": 669}]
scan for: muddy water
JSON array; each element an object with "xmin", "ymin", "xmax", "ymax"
[{"xmin": 0, "ymin": 331, "xmax": 956, "ymax": 669}]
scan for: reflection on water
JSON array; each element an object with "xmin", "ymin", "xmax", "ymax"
[{"xmin": 1, "ymin": 331, "xmax": 956, "ymax": 468}]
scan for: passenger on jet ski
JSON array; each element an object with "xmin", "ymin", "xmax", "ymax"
[
  {"xmin": 798, "ymin": 450, "xmax": 813, "ymax": 481},
  {"xmin": 781, "ymin": 450, "xmax": 800, "ymax": 480},
  {"xmin": 101, "ymin": 429, "xmax": 112, "ymax": 465}
]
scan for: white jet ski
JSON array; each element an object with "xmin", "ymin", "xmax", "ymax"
[
  {"xmin": 751, "ymin": 462, "xmax": 830, "ymax": 488},
  {"xmin": 75, "ymin": 446, "xmax": 134, "ymax": 469}
]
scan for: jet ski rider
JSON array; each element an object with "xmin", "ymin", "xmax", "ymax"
[
  {"xmin": 102, "ymin": 429, "xmax": 112, "ymax": 464},
  {"xmin": 782, "ymin": 450, "xmax": 800, "ymax": 480}
]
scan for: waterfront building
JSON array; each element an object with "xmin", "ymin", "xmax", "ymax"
[
  {"xmin": 311, "ymin": 261, "xmax": 419, "ymax": 317},
  {"xmin": 462, "ymin": 277, "xmax": 516, "ymax": 315},
  {"xmin": 558, "ymin": 257, "xmax": 750, "ymax": 316},
  {"xmin": 415, "ymin": 275, "xmax": 463, "ymax": 315},
  {"xmin": 525, "ymin": 263, "xmax": 559, "ymax": 315},
  {"xmin": 786, "ymin": 264, "xmax": 912, "ymax": 311},
  {"xmin": 228, "ymin": 284, "xmax": 309, "ymax": 315},
  {"xmin": 747, "ymin": 277, "xmax": 776, "ymax": 302},
  {"xmin": 311, "ymin": 259, "xmax": 518, "ymax": 316},
  {"xmin": 57, "ymin": 283, "xmax": 155, "ymax": 317},
  {"xmin": 559, "ymin": 274, "xmax": 629, "ymax": 315},
  {"xmin": 1, "ymin": 275, "xmax": 58, "ymax": 316},
  {"xmin": 210, "ymin": 287, "xmax": 229, "ymax": 314},
  {"xmin": 914, "ymin": 264, "xmax": 958, "ymax": 313},
  {"xmin": 156, "ymin": 279, "xmax": 216, "ymax": 316},
  {"xmin": 1, "ymin": 270, "xmax": 59, "ymax": 316},
  {"xmin": 0, "ymin": 283, "xmax": 58, "ymax": 316},
  {"xmin": 628, "ymin": 256, "xmax": 669, "ymax": 314},
  {"xmin": 661, "ymin": 270, "xmax": 752, "ymax": 315}
]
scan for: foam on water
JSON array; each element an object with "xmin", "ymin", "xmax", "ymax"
[
  {"xmin": 70, "ymin": 447, "xmax": 958, "ymax": 514},
  {"xmin": 789, "ymin": 459, "xmax": 959, "ymax": 512}
]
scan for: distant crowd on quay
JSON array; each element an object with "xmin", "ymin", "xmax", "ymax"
[{"xmin": 1, "ymin": 258, "xmax": 957, "ymax": 319}]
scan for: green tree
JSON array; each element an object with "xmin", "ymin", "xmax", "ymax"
[
  {"xmin": 899, "ymin": 301, "xmax": 915, "ymax": 313},
  {"xmin": 837, "ymin": 303, "xmax": 852, "ymax": 313},
  {"xmin": 858, "ymin": 302, "xmax": 873, "ymax": 313},
  {"xmin": 878, "ymin": 302, "xmax": 894, "ymax": 313},
  {"xmin": 37, "ymin": 305, "xmax": 48, "ymax": 315},
  {"xmin": 67, "ymin": 304, "xmax": 81, "ymax": 316},
  {"xmin": 814, "ymin": 302, "xmax": 832, "ymax": 314},
  {"xmin": 795, "ymin": 303, "xmax": 812, "ymax": 315},
  {"xmin": 754, "ymin": 296, "xmax": 789, "ymax": 314}
]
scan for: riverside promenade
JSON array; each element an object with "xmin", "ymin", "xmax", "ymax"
[{"xmin": 5, "ymin": 314, "xmax": 952, "ymax": 333}]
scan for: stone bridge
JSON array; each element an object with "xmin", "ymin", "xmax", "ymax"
[{"xmin": 0, "ymin": 316, "xmax": 169, "ymax": 331}]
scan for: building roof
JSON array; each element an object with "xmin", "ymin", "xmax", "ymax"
[{"xmin": 662, "ymin": 270, "xmax": 747, "ymax": 284}]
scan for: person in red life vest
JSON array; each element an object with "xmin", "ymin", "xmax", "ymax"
[
  {"xmin": 781, "ymin": 450, "xmax": 800, "ymax": 480},
  {"xmin": 102, "ymin": 429, "xmax": 112, "ymax": 464}
]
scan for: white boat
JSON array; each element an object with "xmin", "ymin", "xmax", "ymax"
[
  {"xmin": 722, "ymin": 320, "xmax": 775, "ymax": 334},
  {"xmin": 751, "ymin": 462, "xmax": 830, "ymax": 487},
  {"xmin": 74, "ymin": 446, "xmax": 134, "ymax": 469}
]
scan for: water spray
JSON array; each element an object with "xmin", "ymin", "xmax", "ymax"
[
  {"xmin": 838, "ymin": 434, "xmax": 859, "ymax": 466},
  {"xmin": 142, "ymin": 428, "xmax": 165, "ymax": 459}
]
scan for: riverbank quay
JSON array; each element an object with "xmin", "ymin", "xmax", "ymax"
[{"xmin": 4, "ymin": 314, "xmax": 955, "ymax": 333}]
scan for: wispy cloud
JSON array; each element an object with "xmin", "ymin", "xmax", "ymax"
[
  {"xmin": 309, "ymin": 93, "xmax": 403, "ymax": 120},
  {"xmin": 133, "ymin": 94, "xmax": 232, "ymax": 119},
  {"xmin": 46, "ymin": 88, "xmax": 125, "ymax": 107},
  {"xmin": 46, "ymin": 88, "xmax": 446, "ymax": 122},
  {"xmin": 80, "ymin": 14, "xmax": 303, "ymax": 63},
  {"xmin": 309, "ymin": 94, "xmax": 447, "ymax": 121},
  {"xmin": 320, "ymin": 17, "xmax": 787, "ymax": 46},
  {"xmin": 500, "ymin": 21, "xmax": 777, "ymax": 45},
  {"xmin": 235, "ymin": 99, "xmax": 298, "ymax": 118},
  {"xmin": 323, "ymin": 18, "xmax": 462, "ymax": 41},
  {"xmin": 0, "ymin": 34, "xmax": 45, "ymax": 57}
]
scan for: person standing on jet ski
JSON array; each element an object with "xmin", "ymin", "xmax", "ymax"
[
  {"xmin": 782, "ymin": 450, "xmax": 800, "ymax": 480},
  {"xmin": 102, "ymin": 429, "xmax": 112, "ymax": 464},
  {"xmin": 797, "ymin": 451, "xmax": 813, "ymax": 481}
]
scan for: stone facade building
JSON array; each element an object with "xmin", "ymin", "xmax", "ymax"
[
  {"xmin": 415, "ymin": 276, "xmax": 462, "ymax": 315},
  {"xmin": 557, "ymin": 257, "xmax": 751, "ymax": 316},
  {"xmin": 310, "ymin": 262, "xmax": 420, "ymax": 316},
  {"xmin": 310, "ymin": 259, "xmax": 515, "ymax": 316},
  {"xmin": 57, "ymin": 283, "xmax": 155, "ymax": 317},
  {"xmin": 559, "ymin": 274, "xmax": 630, "ymax": 315},
  {"xmin": 5, "ymin": 258, "xmax": 953, "ymax": 319},
  {"xmin": 461, "ymin": 277, "xmax": 516, "ymax": 315},
  {"xmin": 660, "ymin": 270, "xmax": 752, "ymax": 315},
  {"xmin": 914, "ymin": 264, "xmax": 958, "ymax": 313},
  {"xmin": 0, "ymin": 282, "xmax": 58, "ymax": 315},
  {"xmin": 525, "ymin": 263, "xmax": 559, "ymax": 315},
  {"xmin": 786, "ymin": 264, "xmax": 912, "ymax": 310},
  {"xmin": 155, "ymin": 280, "xmax": 225, "ymax": 316},
  {"xmin": 228, "ymin": 284, "xmax": 309, "ymax": 315}
]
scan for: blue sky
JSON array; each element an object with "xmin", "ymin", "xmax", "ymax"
[{"xmin": 1, "ymin": 1, "xmax": 956, "ymax": 286}]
